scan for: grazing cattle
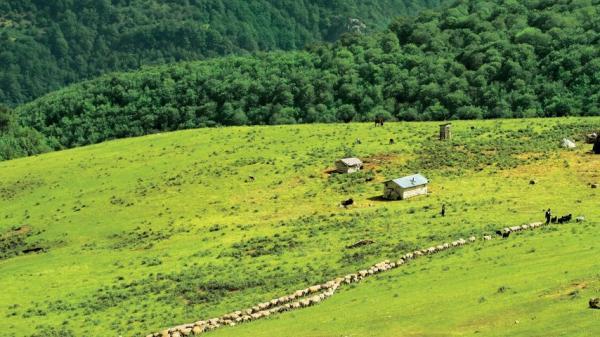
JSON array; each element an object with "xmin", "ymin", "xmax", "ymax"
[
  {"xmin": 341, "ymin": 198, "xmax": 354, "ymax": 208},
  {"xmin": 558, "ymin": 214, "xmax": 572, "ymax": 224},
  {"xmin": 375, "ymin": 117, "xmax": 385, "ymax": 126},
  {"xmin": 590, "ymin": 297, "xmax": 600, "ymax": 309},
  {"xmin": 502, "ymin": 231, "xmax": 511, "ymax": 238},
  {"xmin": 551, "ymin": 216, "xmax": 558, "ymax": 223}
]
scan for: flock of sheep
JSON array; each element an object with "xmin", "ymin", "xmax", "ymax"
[{"xmin": 149, "ymin": 221, "xmax": 550, "ymax": 337}]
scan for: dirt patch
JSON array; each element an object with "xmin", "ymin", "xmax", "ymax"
[
  {"xmin": 540, "ymin": 280, "xmax": 594, "ymax": 300},
  {"xmin": 1, "ymin": 225, "xmax": 31, "ymax": 238},
  {"xmin": 363, "ymin": 153, "xmax": 404, "ymax": 169}
]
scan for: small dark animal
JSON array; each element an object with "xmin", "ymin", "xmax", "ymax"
[
  {"xmin": 346, "ymin": 239, "xmax": 375, "ymax": 249},
  {"xmin": 502, "ymin": 231, "xmax": 511, "ymax": 238},
  {"xmin": 495, "ymin": 230, "xmax": 503, "ymax": 236},
  {"xmin": 389, "ymin": 138, "xmax": 395, "ymax": 145},
  {"xmin": 551, "ymin": 216, "xmax": 558, "ymax": 224},
  {"xmin": 341, "ymin": 198, "xmax": 354, "ymax": 208},
  {"xmin": 558, "ymin": 214, "xmax": 572, "ymax": 224},
  {"xmin": 374, "ymin": 117, "xmax": 385, "ymax": 126}
]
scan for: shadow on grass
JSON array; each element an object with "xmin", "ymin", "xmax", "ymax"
[{"xmin": 367, "ymin": 195, "xmax": 395, "ymax": 202}]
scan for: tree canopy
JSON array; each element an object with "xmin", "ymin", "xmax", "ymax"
[
  {"xmin": 9, "ymin": 0, "xmax": 600, "ymax": 155},
  {"xmin": 0, "ymin": 0, "xmax": 446, "ymax": 105}
]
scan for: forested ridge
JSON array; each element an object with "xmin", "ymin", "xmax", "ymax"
[
  {"xmin": 5, "ymin": 0, "xmax": 600, "ymax": 160},
  {"xmin": 0, "ymin": 0, "xmax": 445, "ymax": 105}
]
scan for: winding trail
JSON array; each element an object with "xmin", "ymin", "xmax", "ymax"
[{"xmin": 149, "ymin": 221, "xmax": 550, "ymax": 337}]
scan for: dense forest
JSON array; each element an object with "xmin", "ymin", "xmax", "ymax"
[
  {"xmin": 0, "ymin": 105, "xmax": 49, "ymax": 161},
  {"xmin": 0, "ymin": 0, "xmax": 446, "ymax": 105},
  {"xmin": 5, "ymin": 0, "xmax": 600, "ymax": 160}
]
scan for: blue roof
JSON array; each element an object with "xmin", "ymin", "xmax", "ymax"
[{"xmin": 388, "ymin": 174, "xmax": 428, "ymax": 188}]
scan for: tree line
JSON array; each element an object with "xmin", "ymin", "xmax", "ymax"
[
  {"xmin": 0, "ymin": 0, "xmax": 445, "ymax": 105},
  {"xmin": 7, "ymin": 0, "xmax": 600, "ymax": 159}
]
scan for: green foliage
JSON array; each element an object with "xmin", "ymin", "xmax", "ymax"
[
  {"xmin": 13, "ymin": 0, "xmax": 600, "ymax": 153},
  {"xmin": 0, "ymin": 0, "xmax": 445, "ymax": 105},
  {"xmin": 0, "ymin": 105, "xmax": 50, "ymax": 160}
]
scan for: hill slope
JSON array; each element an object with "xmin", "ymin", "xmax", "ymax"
[
  {"xmin": 1, "ymin": 117, "xmax": 598, "ymax": 337},
  {"xmin": 211, "ymin": 228, "xmax": 600, "ymax": 337},
  {"xmin": 15, "ymin": 0, "xmax": 600, "ymax": 152},
  {"xmin": 0, "ymin": 0, "xmax": 447, "ymax": 105}
]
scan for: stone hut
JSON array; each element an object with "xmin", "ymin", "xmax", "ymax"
[
  {"xmin": 439, "ymin": 123, "xmax": 452, "ymax": 140},
  {"xmin": 383, "ymin": 174, "xmax": 429, "ymax": 200},
  {"xmin": 335, "ymin": 158, "xmax": 363, "ymax": 174}
]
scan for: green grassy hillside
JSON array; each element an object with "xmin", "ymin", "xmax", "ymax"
[
  {"xmin": 212, "ymin": 227, "xmax": 600, "ymax": 337},
  {"xmin": 1, "ymin": 118, "xmax": 599, "ymax": 337}
]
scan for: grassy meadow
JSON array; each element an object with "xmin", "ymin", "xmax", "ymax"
[{"xmin": 0, "ymin": 117, "xmax": 599, "ymax": 337}]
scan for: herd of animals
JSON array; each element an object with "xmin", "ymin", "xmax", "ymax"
[
  {"xmin": 152, "ymin": 216, "xmax": 593, "ymax": 337},
  {"xmin": 150, "ymin": 127, "xmax": 597, "ymax": 336}
]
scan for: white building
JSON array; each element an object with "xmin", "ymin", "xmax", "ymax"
[
  {"xmin": 335, "ymin": 158, "xmax": 363, "ymax": 174},
  {"xmin": 383, "ymin": 174, "xmax": 429, "ymax": 200}
]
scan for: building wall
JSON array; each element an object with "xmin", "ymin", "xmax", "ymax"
[
  {"xmin": 384, "ymin": 183, "xmax": 428, "ymax": 200},
  {"xmin": 401, "ymin": 185, "xmax": 428, "ymax": 199},
  {"xmin": 336, "ymin": 162, "xmax": 361, "ymax": 173}
]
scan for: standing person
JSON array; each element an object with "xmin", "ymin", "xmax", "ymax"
[
  {"xmin": 441, "ymin": 204, "xmax": 446, "ymax": 217},
  {"xmin": 545, "ymin": 208, "xmax": 552, "ymax": 225}
]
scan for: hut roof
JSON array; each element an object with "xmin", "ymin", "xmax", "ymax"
[
  {"xmin": 387, "ymin": 174, "xmax": 428, "ymax": 188},
  {"xmin": 338, "ymin": 158, "xmax": 363, "ymax": 166}
]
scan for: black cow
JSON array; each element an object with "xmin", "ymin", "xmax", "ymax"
[
  {"xmin": 341, "ymin": 198, "xmax": 354, "ymax": 208},
  {"xmin": 558, "ymin": 214, "xmax": 572, "ymax": 224},
  {"xmin": 496, "ymin": 230, "xmax": 510, "ymax": 238},
  {"xmin": 551, "ymin": 216, "xmax": 558, "ymax": 224}
]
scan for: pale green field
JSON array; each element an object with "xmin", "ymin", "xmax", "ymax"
[{"xmin": 0, "ymin": 118, "xmax": 598, "ymax": 337}]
